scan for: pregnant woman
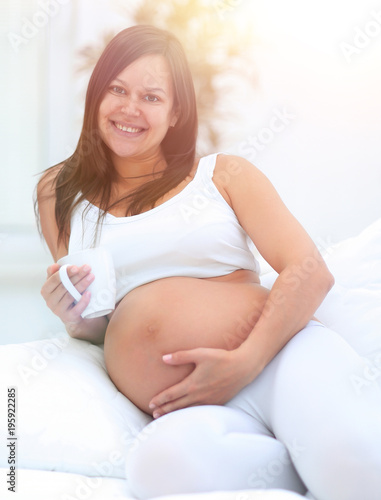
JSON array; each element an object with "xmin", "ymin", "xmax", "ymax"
[{"xmin": 37, "ymin": 25, "xmax": 381, "ymax": 500}]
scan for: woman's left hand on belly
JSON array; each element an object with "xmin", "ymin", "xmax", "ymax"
[{"xmin": 148, "ymin": 346, "xmax": 252, "ymax": 418}]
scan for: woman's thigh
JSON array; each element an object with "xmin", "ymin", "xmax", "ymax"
[
  {"xmin": 126, "ymin": 405, "xmax": 306, "ymax": 499},
  {"xmin": 227, "ymin": 321, "xmax": 381, "ymax": 500}
]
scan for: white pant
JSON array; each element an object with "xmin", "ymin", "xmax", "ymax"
[{"xmin": 126, "ymin": 322, "xmax": 381, "ymax": 499}]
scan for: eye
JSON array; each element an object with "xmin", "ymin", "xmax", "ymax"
[
  {"xmin": 109, "ymin": 85, "xmax": 126, "ymax": 95},
  {"xmin": 144, "ymin": 94, "xmax": 160, "ymax": 103}
]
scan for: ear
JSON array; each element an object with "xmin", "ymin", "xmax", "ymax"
[{"xmin": 170, "ymin": 107, "xmax": 180, "ymax": 127}]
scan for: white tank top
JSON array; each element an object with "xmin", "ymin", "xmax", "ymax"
[{"xmin": 68, "ymin": 153, "xmax": 260, "ymax": 302}]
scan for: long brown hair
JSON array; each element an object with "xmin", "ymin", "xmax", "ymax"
[{"xmin": 36, "ymin": 25, "xmax": 198, "ymax": 246}]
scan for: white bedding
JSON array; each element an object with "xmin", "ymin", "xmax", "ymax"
[{"xmin": 1, "ymin": 217, "xmax": 380, "ymax": 500}]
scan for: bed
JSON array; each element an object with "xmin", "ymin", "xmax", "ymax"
[{"xmin": 1, "ymin": 217, "xmax": 380, "ymax": 500}]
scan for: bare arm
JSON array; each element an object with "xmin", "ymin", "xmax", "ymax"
[
  {"xmin": 223, "ymin": 157, "xmax": 334, "ymax": 379},
  {"xmin": 223, "ymin": 155, "xmax": 334, "ymax": 380},
  {"xmin": 37, "ymin": 167, "xmax": 108, "ymax": 344}
]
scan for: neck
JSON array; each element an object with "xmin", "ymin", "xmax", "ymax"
[{"xmin": 111, "ymin": 149, "xmax": 167, "ymax": 187}]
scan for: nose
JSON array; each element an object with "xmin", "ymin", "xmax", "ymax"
[{"xmin": 121, "ymin": 96, "xmax": 141, "ymax": 117}]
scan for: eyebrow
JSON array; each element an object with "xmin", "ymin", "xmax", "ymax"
[
  {"xmin": 144, "ymin": 86, "xmax": 167, "ymax": 95},
  {"xmin": 112, "ymin": 78, "xmax": 167, "ymax": 95}
]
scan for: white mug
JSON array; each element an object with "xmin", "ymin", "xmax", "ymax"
[{"xmin": 57, "ymin": 247, "xmax": 116, "ymax": 319}]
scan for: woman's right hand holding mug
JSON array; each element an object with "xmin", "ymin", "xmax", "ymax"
[{"xmin": 41, "ymin": 263, "xmax": 95, "ymax": 325}]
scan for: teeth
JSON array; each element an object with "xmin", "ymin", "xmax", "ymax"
[{"xmin": 115, "ymin": 122, "xmax": 142, "ymax": 133}]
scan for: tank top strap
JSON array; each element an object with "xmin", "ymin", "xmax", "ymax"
[{"xmin": 197, "ymin": 152, "xmax": 226, "ymax": 184}]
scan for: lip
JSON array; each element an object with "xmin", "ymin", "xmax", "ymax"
[{"xmin": 111, "ymin": 120, "xmax": 147, "ymax": 136}]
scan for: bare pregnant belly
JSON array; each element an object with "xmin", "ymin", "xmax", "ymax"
[{"xmin": 103, "ymin": 276, "xmax": 269, "ymax": 414}]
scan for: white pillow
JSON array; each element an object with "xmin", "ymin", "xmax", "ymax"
[
  {"xmin": 0, "ymin": 336, "xmax": 151, "ymax": 478},
  {"xmin": 317, "ymin": 217, "xmax": 381, "ymax": 360}
]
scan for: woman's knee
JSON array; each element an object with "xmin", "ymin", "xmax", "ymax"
[
  {"xmin": 126, "ymin": 406, "xmax": 307, "ymax": 499},
  {"xmin": 125, "ymin": 413, "xmax": 199, "ymax": 499},
  {"xmin": 125, "ymin": 406, "xmax": 253, "ymax": 498},
  {"xmin": 126, "ymin": 408, "xmax": 214, "ymax": 498}
]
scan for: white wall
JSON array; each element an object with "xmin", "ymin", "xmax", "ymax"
[
  {"xmin": 224, "ymin": 0, "xmax": 381, "ymax": 244},
  {"xmin": 1, "ymin": 0, "xmax": 49, "ymax": 229}
]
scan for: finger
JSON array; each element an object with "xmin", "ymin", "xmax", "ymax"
[
  {"xmin": 47, "ymin": 263, "xmax": 85, "ymax": 282},
  {"xmin": 152, "ymin": 392, "xmax": 205, "ymax": 419},
  {"xmin": 47, "ymin": 263, "xmax": 60, "ymax": 278},
  {"xmin": 42, "ymin": 265, "xmax": 81, "ymax": 296},
  {"xmin": 44, "ymin": 268, "xmax": 94, "ymax": 313},
  {"xmin": 43, "ymin": 265, "xmax": 66, "ymax": 296},
  {"xmin": 64, "ymin": 268, "xmax": 95, "ymax": 294},
  {"xmin": 53, "ymin": 288, "xmax": 92, "ymax": 324},
  {"xmin": 64, "ymin": 264, "xmax": 92, "ymax": 286},
  {"xmin": 55, "ymin": 286, "xmax": 86, "ymax": 312},
  {"xmin": 45, "ymin": 265, "xmax": 93, "ymax": 299},
  {"xmin": 64, "ymin": 290, "xmax": 92, "ymax": 322},
  {"xmin": 162, "ymin": 348, "xmax": 203, "ymax": 366},
  {"xmin": 152, "ymin": 396, "xmax": 191, "ymax": 419},
  {"xmin": 149, "ymin": 377, "xmax": 192, "ymax": 411},
  {"xmin": 54, "ymin": 272, "xmax": 94, "ymax": 310}
]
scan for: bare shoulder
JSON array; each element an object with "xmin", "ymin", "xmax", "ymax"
[
  {"xmin": 37, "ymin": 162, "xmax": 64, "ymax": 200},
  {"xmin": 214, "ymin": 153, "xmax": 267, "ymax": 184},
  {"xmin": 213, "ymin": 154, "xmax": 269, "ymax": 206},
  {"xmin": 215, "ymin": 154, "xmax": 321, "ymax": 273},
  {"xmin": 37, "ymin": 162, "xmax": 65, "ymax": 260}
]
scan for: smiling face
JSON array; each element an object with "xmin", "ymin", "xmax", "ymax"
[{"xmin": 97, "ymin": 54, "xmax": 179, "ymax": 165}]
